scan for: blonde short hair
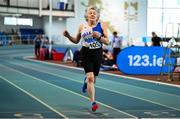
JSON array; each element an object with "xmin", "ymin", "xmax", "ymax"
[{"xmin": 84, "ymin": 6, "xmax": 100, "ymax": 22}]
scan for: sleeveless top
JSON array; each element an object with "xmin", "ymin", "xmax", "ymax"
[{"xmin": 81, "ymin": 22, "xmax": 103, "ymax": 49}]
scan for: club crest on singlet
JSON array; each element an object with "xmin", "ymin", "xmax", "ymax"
[{"xmin": 81, "ymin": 24, "xmax": 102, "ymax": 49}]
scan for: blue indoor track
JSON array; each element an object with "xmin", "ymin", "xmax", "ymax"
[{"xmin": 0, "ymin": 45, "xmax": 180, "ymax": 118}]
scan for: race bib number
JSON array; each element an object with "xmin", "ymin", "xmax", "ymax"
[{"xmin": 89, "ymin": 41, "xmax": 101, "ymax": 49}]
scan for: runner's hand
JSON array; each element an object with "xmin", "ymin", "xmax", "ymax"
[
  {"xmin": 92, "ymin": 31, "xmax": 101, "ymax": 40},
  {"xmin": 63, "ymin": 30, "xmax": 70, "ymax": 38}
]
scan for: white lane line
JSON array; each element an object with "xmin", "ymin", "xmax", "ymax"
[
  {"xmin": 25, "ymin": 56, "xmax": 180, "ymax": 88},
  {"xmin": 10, "ymin": 62, "xmax": 180, "ymax": 112},
  {"xmin": 0, "ymin": 64, "xmax": 138, "ymax": 119},
  {"xmin": 0, "ymin": 75, "xmax": 68, "ymax": 119}
]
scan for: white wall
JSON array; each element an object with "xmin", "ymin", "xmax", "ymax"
[
  {"xmin": 128, "ymin": 0, "xmax": 147, "ymax": 39},
  {"xmin": 42, "ymin": 16, "xmax": 67, "ymax": 44}
]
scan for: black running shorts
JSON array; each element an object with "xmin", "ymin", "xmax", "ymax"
[{"xmin": 81, "ymin": 46, "xmax": 102, "ymax": 76}]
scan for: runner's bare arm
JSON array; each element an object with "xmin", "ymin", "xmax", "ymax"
[{"xmin": 63, "ymin": 25, "xmax": 83, "ymax": 44}]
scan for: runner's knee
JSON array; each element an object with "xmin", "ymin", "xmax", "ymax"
[{"xmin": 87, "ymin": 75, "xmax": 94, "ymax": 83}]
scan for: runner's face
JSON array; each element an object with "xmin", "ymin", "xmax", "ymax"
[{"xmin": 87, "ymin": 9, "xmax": 97, "ymax": 22}]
